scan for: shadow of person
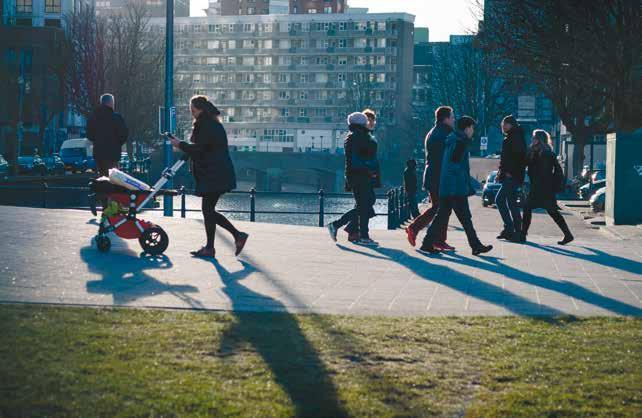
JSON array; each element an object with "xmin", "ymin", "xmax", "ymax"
[
  {"xmin": 444, "ymin": 250, "xmax": 642, "ymax": 317},
  {"xmin": 211, "ymin": 259, "xmax": 348, "ymax": 418},
  {"xmin": 525, "ymin": 241, "xmax": 642, "ymax": 277},
  {"xmin": 81, "ymin": 245, "xmax": 201, "ymax": 308},
  {"xmin": 335, "ymin": 244, "xmax": 562, "ymax": 316}
]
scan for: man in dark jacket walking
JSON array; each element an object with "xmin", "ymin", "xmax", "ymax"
[
  {"xmin": 405, "ymin": 106, "xmax": 455, "ymax": 251},
  {"xmin": 86, "ymin": 94, "xmax": 128, "ymax": 177},
  {"xmin": 403, "ymin": 159, "xmax": 420, "ymax": 218},
  {"xmin": 496, "ymin": 115, "xmax": 527, "ymax": 242},
  {"xmin": 327, "ymin": 112, "xmax": 379, "ymax": 246},
  {"xmin": 419, "ymin": 116, "xmax": 493, "ymax": 256}
]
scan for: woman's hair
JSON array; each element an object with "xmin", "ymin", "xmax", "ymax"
[
  {"xmin": 190, "ymin": 95, "xmax": 221, "ymax": 123},
  {"xmin": 531, "ymin": 129, "xmax": 553, "ymax": 153}
]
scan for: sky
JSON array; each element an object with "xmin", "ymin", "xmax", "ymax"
[{"xmin": 190, "ymin": 0, "xmax": 482, "ymax": 42}]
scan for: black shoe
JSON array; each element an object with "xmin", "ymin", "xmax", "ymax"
[
  {"xmin": 558, "ymin": 234, "xmax": 574, "ymax": 245},
  {"xmin": 496, "ymin": 230, "xmax": 512, "ymax": 240},
  {"xmin": 509, "ymin": 232, "xmax": 526, "ymax": 243},
  {"xmin": 418, "ymin": 243, "xmax": 440, "ymax": 254},
  {"xmin": 472, "ymin": 244, "xmax": 493, "ymax": 256}
]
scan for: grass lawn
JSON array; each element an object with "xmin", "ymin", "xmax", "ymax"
[{"xmin": 0, "ymin": 304, "xmax": 641, "ymax": 417}]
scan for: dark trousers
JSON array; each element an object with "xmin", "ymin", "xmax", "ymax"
[
  {"xmin": 333, "ymin": 181, "xmax": 375, "ymax": 239},
  {"xmin": 522, "ymin": 205, "xmax": 572, "ymax": 237},
  {"xmin": 407, "ymin": 190, "xmax": 448, "ymax": 242},
  {"xmin": 496, "ymin": 177, "xmax": 522, "ymax": 233},
  {"xmin": 422, "ymin": 196, "xmax": 482, "ymax": 250},
  {"xmin": 202, "ymin": 192, "xmax": 239, "ymax": 249},
  {"xmin": 96, "ymin": 159, "xmax": 118, "ymax": 177},
  {"xmin": 407, "ymin": 193, "xmax": 420, "ymax": 218}
]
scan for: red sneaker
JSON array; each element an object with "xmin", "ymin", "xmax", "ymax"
[
  {"xmin": 437, "ymin": 242, "xmax": 455, "ymax": 251},
  {"xmin": 432, "ymin": 242, "xmax": 446, "ymax": 252},
  {"xmin": 405, "ymin": 227, "xmax": 417, "ymax": 247}
]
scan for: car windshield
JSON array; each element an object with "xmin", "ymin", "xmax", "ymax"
[{"xmin": 60, "ymin": 148, "xmax": 86, "ymax": 157}]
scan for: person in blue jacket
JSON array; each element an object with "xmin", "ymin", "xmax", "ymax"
[{"xmin": 419, "ymin": 116, "xmax": 493, "ymax": 256}]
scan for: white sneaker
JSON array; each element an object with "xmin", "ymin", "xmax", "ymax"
[
  {"xmin": 327, "ymin": 223, "xmax": 338, "ymax": 242},
  {"xmin": 356, "ymin": 238, "xmax": 379, "ymax": 246}
]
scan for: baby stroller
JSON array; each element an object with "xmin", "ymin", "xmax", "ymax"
[{"xmin": 89, "ymin": 154, "xmax": 188, "ymax": 255}]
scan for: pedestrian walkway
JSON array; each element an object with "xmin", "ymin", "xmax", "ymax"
[{"xmin": 0, "ymin": 203, "xmax": 641, "ymax": 316}]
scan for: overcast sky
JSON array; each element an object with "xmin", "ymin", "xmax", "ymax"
[{"xmin": 190, "ymin": 0, "xmax": 482, "ymax": 42}]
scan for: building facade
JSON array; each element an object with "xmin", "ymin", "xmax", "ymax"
[
  {"xmin": 0, "ymin": 0, "xmax": 85, "ymax": 160},
  {"xmin": 150, "ymin": 11, "xmax": 415, "ymax": 154},
  {"xmin": 95, "ymin": 0, "xmax": 190, "ymax": 17},
  {"xmin": 206, "ymin": 0, "xmax": 343, "ymax": 16}
]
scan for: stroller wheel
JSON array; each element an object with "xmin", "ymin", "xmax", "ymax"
[
  {"xmin": 139, "ymin": 226, "xmax": 169, "ymax": 255},
  {"xmin": 96, "ymin": 235, "xmax": 111, "ymax": 252}
]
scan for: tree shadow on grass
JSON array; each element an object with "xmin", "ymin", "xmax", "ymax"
[{"xmin": 210, "ymin": 259, "xmax": 349, "ymax": 418}]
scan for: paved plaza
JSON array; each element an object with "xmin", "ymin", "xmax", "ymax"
[{"xmin": 0, "ymin": 201, "xmax": 641, "ymax": 316}]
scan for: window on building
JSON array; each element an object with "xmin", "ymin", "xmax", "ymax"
[
  {"xmin": 324, "ymin": 6, "xmax": 332, "ymax": 13},
  {"xmin": 316, "ymin": 73, "xmax": 328, "ymax": 83},
  {"xmin": 377, "ymin": 38, "xmax": 386, "ymax": 48},
  {"xmin": 376, "ymin": 56, "xmax": 385, "ymax": 65},
  {"xmin": 307, "ymin": 8, "xmax": 317, "ymax": 14},
  {"xmin": 227, "ymin": 57, "xmax": 236, "ymax": 65},
  {"xmin": 338, "ymin": 56, "xmax": 347, "ymax": 65},
  {"xmin": 281, "ymin": 108, "xmax": 289, "ymax": 117},
  {"xmin": 377, "ymin": 22, "xmax": 386, "ymax": 31},
  {"xmin": 206, "ymin": 57, "xmax": 220, "ymax": 65},
  {"xmin": 300, "ymin": 74, "xmax": 309, "ymax": 83},
  {"xmin": 207, "ymin": 40, "xmax": 219, "ymax": 49},
  {"xmin": 45, "ymin": 0, "xmax": 61, "ymax": 13},
  {"xmin": 338, "ymin": 73, "xmax": 347, "ymax": 82},
  {"xmin": 338, "ymin": 39, "xmax": 347, "ymax": 48},
  {"xmin": 279, "ymin": 91, "xmax": 289, "ymax": 100},
  {"xmin": 243, "ymin": 39, "xmax": 255, "ymax": 49},
  {"xmin": 278, "ymin": 74, "xmax": 289, "ymax": 83},
  {"xmin": 228, "ymin": 40, "xmax": 236, "ymax": 49},
  {"xmin": 299, "ymin": 109, "xmax": 308, "ymax": 117},
  {"xmin": 339, "ymin": 22, "xmax": 347, "ymax": 31},
  {"xmin": 300, "ymin": 91, "xmax": 308, "ymax": 100},
  {"xmin": 16, "ymin": 0, "xmax": 33, "ymax": 13}
]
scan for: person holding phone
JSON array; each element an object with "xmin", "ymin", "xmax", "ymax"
[{"xmin": 168, "ymin": 95, "xmax": 248, "ymax": 258}]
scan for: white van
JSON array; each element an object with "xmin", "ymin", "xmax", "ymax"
[{"xmin": 60, "ymin": 138, "xmax": 94, "ymax": 173}]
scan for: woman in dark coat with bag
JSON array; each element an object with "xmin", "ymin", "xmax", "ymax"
[
  {"xmin": 169, "ymin": 95, "xmax": 248, "ymax": 257},
  {"xmin": 521, "ymin": 129, "xmax": 574, "ymax": 245}
]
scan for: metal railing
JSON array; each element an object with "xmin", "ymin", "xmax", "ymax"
[{"xmin": 0, "ymin": 182, "xmax": 410, "ymax": 230}]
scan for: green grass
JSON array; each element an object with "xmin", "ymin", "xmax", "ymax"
[{"xmin": 0, "ymin": 305, "xmax": 641, "ymax": 417}]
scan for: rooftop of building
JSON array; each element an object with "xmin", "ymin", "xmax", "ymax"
[{"xmin": 149, "ymin": 11, "xmax": 415, "ymax": 25}]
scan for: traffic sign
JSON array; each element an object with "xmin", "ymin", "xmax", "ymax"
[{"xmin": 480, "ymin": 136, "xmax": 488, "ymax": 151}]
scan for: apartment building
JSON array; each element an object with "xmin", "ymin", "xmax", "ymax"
[
  {"xmin": 206, "ymin": 0, "xmax": 343, "ymax": 16},
  {"xmin": 150, "ymin": 11, "xmax": 414, "ymax": 153},
  {"xmin": 95, "ymin": 0, "xmax": 190, "ymax": 17}
]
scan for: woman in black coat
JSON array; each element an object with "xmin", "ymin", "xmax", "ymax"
[
  {"xmin": 522, "ymin": 129, "xmax": 574, "ymax": 245},
  {"xmin": 169, "ymin": 95, "xmax": 248, "ymax": 257}
]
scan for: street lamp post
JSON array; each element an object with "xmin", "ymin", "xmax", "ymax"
[{"xmin": 163, "ymin": 0, "xmax": 174, "ymax": 216}]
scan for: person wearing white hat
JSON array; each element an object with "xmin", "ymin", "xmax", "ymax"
[{"xmin": 326, "ymin": 112, "xmax": 380, "ymax": 246}]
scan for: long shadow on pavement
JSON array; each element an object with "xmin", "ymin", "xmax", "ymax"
[
  {"xmin": 80, "ymin": 245, "xmax": 202, "ymax": 308},
  {"xmin": 337, "ymin": 244, "xmax": 561, "ymax": 316},
  {"xmin": 210, "ymin": 259, "xmax": 349, "ymax": 418}
]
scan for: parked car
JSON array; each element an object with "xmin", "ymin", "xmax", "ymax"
[
  {"xmin": 0, "ymin": 154, "xmax": 9, "ymax": 177},
  {"xmin": 43, "ymin": 155, "xmax": 65, "ymax": 175},
  {"xmin": 579, "ymin": 179, "xmax": 606, "ymax": 200},
  {"xmin": 17, "ymin": 156, "xmax": 47, "ymax": 176},
  {"xmin": 60, "ymin": 138, "xmax": 92, "ymax": 173},
  {"xmin": 481, "ymin": 170, "xmax": 528, "ymax": 207},
  {"xmin": 590, "ymin": 186, "xmax": 606, "ymax": 212}
]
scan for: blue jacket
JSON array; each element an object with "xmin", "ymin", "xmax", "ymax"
[
  {"xmin": 439, "ymin": 130, "xmax": 475, "ymax": 198},
  {"xmin": 422, "ymin": 122, "xmax": 452, "ymax": 193}
]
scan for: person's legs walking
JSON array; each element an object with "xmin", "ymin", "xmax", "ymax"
[
  {"xmin": 496, "ymin": 177, "xmax": 522, "ymax": 238},
  {"xmin": 198, "ymin": 193, "xmax": 248, "ymax": 256},
  {"xmin": 202, "ymin": 193, "xmax": 219, "ymax": 250},
  {"xmin": 452, "ymin": 197, "xmax": 493, "ymax": 255},
  {"xmin": 547, "ymin": 208, "xmax": 574, "ymax": 245},
  {"xmin": 405, "ymin": 190, "xmax": 439, "ymax": 246},
  {"xmin": 522, "ymin": 205, "xmax": 533, "ymax": 237},
  {"xmin": 408, "ymin": 194, "xmax": 420, "ymax": 218},
  {"xmin": 419, "ymin": 197, "xmax": 453, "ymax": 252}
]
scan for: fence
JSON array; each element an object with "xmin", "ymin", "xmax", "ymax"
[{"xmin": 0, "ymin": 183, "xmax": 412, "ymax": 230}]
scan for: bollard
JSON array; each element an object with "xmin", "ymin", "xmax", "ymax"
[
  {"xmin": 249, "ymin": 188, "xmax": 256, "ymax": 222},
  {"xmin": 42, "ymin": 181, "xmax": 48, "ymax": 208},
  {"xmin": 318, "ymin": 188, "xmax": 325, "ymax": 227},
  {"xmin": 387, "ymin": 189, "xmax": 396, "ymax": 230},
  {"xmin": 180, "ymin": 186, "xmax": 186, "ymax": 218}
]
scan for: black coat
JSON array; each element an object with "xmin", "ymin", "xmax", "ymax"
[
  {"xmin": 403, "ymin": 166, "xmax": 417, "ymax": 195},
  {"xmin": 344, "ymin": 124, "xmax": 380, "ymax": 191},
  {"xmin": 86, "ymin": 105, "xmax": 128, "ymax": 162},
  {"xmin": 497, "ymin": 125, "xmax": 527, "ymax": 184},
  {"xmin": 179, "ymin": 115, "xmax": 236, "ymax": 196},
  {"xmin": 526, "ymin": 148, "xmax": 560, "ymax": 209},
  {"xmin": 422, "ymin": 122, "xmax": 452, "ymax": 193}
]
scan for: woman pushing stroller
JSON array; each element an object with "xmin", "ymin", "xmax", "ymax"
[{"xmin": 168, "ymin": 95, "xmax": 249, "ymax": 258}]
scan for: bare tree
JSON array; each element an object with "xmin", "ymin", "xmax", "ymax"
[{"xmin": 476, "ymin": 0, "xmax": 642, "ymax": 174}]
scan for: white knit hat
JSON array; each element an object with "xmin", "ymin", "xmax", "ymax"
[{"xmin": 347, "ymin": 112, "xmax": 368, "ymax": 127}]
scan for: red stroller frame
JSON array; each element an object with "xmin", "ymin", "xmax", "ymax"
[{"xmin": 89, "ymin": 154, "xmax": 188, "ymax": 255}]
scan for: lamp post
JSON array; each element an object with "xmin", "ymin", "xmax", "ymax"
[{"xmin": 163, "ymin": 0, "xmax": 174, "ymax": 216}]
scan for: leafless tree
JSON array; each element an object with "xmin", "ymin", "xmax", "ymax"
[{"xmin": 475, "ymin": 0, "xmax": 642, "ymax": 174}]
